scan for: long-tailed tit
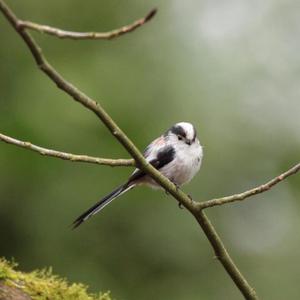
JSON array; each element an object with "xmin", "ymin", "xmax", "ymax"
[{"xmin": 73, "ymin": 122, "xmax": 203, "ymax": 228}]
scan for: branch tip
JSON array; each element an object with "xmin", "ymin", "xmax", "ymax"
[{"xmin": 145, "ymin": 8, "xmax": 157, "ymax": 22}]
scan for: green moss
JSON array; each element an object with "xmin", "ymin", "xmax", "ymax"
[{"xmin": 0, "ymin": 258, "xmax": 112, "ymax": 300}]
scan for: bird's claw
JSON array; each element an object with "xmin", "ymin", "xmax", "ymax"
[{"xmin": 165, "ymin": 182, "xmax": 184, "ymax": 209}]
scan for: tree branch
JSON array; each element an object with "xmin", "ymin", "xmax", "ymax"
[
  {"xmin": 18, "ymin": 8, "xmax": 157, "ymax": 40},
  {"xmin": 0, "ymin": 1, "xmax": 260, "ymax": 299},
  {"xmin": 0, "ymin": 1, "xmax": 282, "ymax": 299},
  {"xmin": 198, "ymin": 163, "xmax": 300, "ymax": 209},
  {"xmin": 192, "ymin": 210, "xmax": 258, "ymax": 299},
  {"xmin": 0, "ymin": 132, "xmax": 134, "ymax": 167}
]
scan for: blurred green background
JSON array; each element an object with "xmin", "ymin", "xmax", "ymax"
[{"xmin": 1, "ymin": 0, "xmax": 300, "ymax": 299}]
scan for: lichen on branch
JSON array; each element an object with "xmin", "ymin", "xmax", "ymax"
[{"xmin": 0, "ymin": 258, "xmax": 111, "ymax": 300}]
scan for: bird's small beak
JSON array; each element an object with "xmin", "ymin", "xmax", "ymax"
[{"xmin": 185, "ymin": 139, "xmax": 191, "ymax": 145}]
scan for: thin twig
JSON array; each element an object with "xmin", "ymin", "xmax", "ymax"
[
  {"xmin": 198, "ymin": 163, "xmax": 300, "ymax": 209},
  {"xmin": 18, "ymin": 8, "xmax": 157, "ymax": 40},
  {"xmin": 0, "ymin": 132, "xmax": 134, "ymax": 167}
]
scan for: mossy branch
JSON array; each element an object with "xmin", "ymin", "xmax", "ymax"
[{"xmin": 0, "ymin": 258, "xmax": 111, "ymax": 300}]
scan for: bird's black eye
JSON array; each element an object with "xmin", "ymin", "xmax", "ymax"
[{"xmin": 177, "ymin": 135, "xmax": 183, "ymax": 141}]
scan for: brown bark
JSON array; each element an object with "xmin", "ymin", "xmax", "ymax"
[{"xmin": 0, "ymin": 282, "xmax": 31, "ymax": 300}]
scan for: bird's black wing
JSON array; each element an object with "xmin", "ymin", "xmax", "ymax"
[{"xmin": 128, "ymin": 145, "xmax": 175, "ymax": 184}]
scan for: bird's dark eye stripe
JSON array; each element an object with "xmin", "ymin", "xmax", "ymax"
[{"xmin": 170, "ymin": 125, "xmax": 186, "ymax": 138}]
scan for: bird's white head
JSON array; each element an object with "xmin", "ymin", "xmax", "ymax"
[{"xmin": 165, "ymin": 122, "xmax": 198, "ymax": 146}]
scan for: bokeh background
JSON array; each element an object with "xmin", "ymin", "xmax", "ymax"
[{"xmin": 1, "ymin": 0, "xmax": 300, "ymax": 299}]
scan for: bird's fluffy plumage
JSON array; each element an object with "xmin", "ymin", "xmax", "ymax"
[{"xmin": 73, "ymin": 122, "xmax": 203, "ymax": 228}]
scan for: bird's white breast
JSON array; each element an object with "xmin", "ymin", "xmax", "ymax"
[{"xmin": 161, "ymin": 140, "xmax": 203, "ymax": 186}]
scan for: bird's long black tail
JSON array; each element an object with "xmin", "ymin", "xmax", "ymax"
[{"xmin": 72, "ymin": 182, "xmax": 134, "ymax": 229}]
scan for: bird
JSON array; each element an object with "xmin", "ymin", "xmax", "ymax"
[{"xmin": 73, "ymin": 122, "xmax": 203, "ymax": 228}]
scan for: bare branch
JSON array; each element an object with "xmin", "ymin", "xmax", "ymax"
[
  {"xmin": 0, "ymin": 0, "xmax": 147, "ymax": 167},
  {"xmin": 0, "ymin": 1, "xmax": 271, "ymax": 299},
  {"xmin": 18, "ymin": 8, "xmax": 157, "ymax": 40},
  {"xmin": 192, "ymin": 210, "xmax": 258, "ymax": 300},
  {"xmin": 0, "ymin": 1, "xmax": 260, "ymax": 298},
  {"xmin": 0, "ymin": 132, "xmax": 134, "ymax": 167},
  {"xmin": 198, "ymin": 163, "xmax": 300, "ymax": 209}
]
